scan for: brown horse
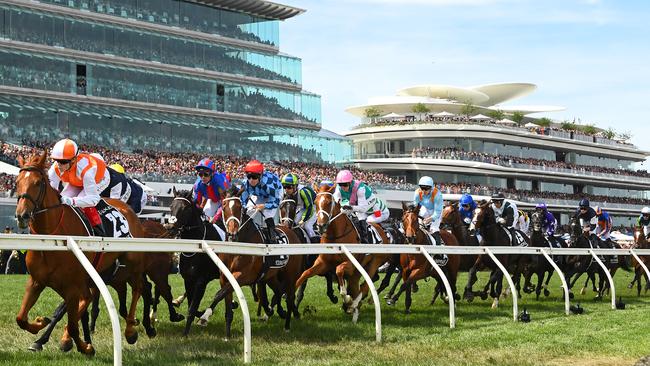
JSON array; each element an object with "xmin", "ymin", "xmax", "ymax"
[
  {"xmin": 294, "ymin": 184, "xmax": 391, "ymax": 322},
  {"xmin": 386, "ymin": 203, "xmax": 460, "ymax": 313},
  {"xmin": 629, "ymin": 227, "xmax": 650, "ymax": 296},
  {"xmin": 14, "ymin": 151, "xmax": 148, "ymax": 355},
  {"xmin": 441, "ymin": 202, "xmax": 479, "ymax": 271},
  {"xmin": 200, "ymin": 186, "xmax": 304, "ymax": 331}
]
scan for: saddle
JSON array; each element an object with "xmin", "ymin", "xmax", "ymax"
[
  {"xmin": 420, "ymin": 228, "xmax": 448, "ymax": 266},
  {"xmin": 71, "ymin": 200, "xmax": 131, "ymax": 238},
  {"xmin": 501, "ymin": 226, "xmax": 527, "ymax": 247},
  {"xmin": 260, "ymin": 228, "xmax": 290, "ymax": 269}
]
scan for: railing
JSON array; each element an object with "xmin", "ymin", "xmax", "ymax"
[{"xmin": 1, "ymin": 234, "xmax": 649, "ymax": 365}]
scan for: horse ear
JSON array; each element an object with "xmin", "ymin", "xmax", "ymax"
[
  {"xmin": 402, "ymin": 201, "xmax": 408, "ymax": 211},
  {"xmin": 172, "ymin": 186, "xmax": 177, "ymax": 197},
  {"xmin": 17, "ymin": 155, "xmax": 24, "ymax": 168},
  {"xmin": 312, "ymin": 182, "xmax": 319, "ymax": 193},
  {"xmin": 236, "ymin": 186, "xmax": 245, "ymax": 197},
  {"xmin": 37, "ymin": 149, "xmax": 48, "ymax": 168}
]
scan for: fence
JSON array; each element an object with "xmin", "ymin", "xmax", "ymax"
[{"xmin": 0, "ymin": 233, "xmax": 649, "ymax": 366}]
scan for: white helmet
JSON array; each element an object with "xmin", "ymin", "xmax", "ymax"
[
  {"xmin": 642, "ymin": 207, "xmax": 650, "ymax": 215},
  {"xmin": 418, "ymin": 176, "xmax": 434, "ymax": 187}
]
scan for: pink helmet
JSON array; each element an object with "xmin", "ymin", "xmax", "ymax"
[{"xmin": 335, "ymin": 170, "xmax": 353, "ymax": 184}]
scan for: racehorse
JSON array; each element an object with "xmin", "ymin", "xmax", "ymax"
[
  {"xmin": 386, "ymin": 203, "xmax": 460, "ymax": 313},
  {"xmin": 523, "ymin": 211, "xmax": 560, "ymax": 300},
  {"xmin": 464, "ymin": 200, "xmax": 531, "ymax": 308},
  {"xmin": 629, "ymin": 227, "xmax": 650, "ymax": 296},
  {"xmin": 199, "ymin": 186, "xmax": 304, "ymax": 332},
  {"xmin": 294, "ymin": 183, "xmax": 391, "ymax": 322},
  {"xmin": 279, "ymin": 197, "xmax": 339, "ymax": 308},
  {"xmin": 14, "ymin": 150, "xmax": 149, "ymax": 355}
]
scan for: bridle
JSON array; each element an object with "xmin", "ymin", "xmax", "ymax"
[
  {"xmin": 169, "ymin": 196, "xmax": 206, "ymax": 238},
  {"xmin": 221, "ymin": 196, "xmax": 256, "ymax": 237},
  {"xmin": 315, "ymin": 191, "xmax": 346, "ymax": 230},
  {"xmin": 16, "ymin": 166, "xmax": 63, "ymax": 220},
  {"xmin": 279, "ymin": 197, "xmax": 297, "ymax": 227}
]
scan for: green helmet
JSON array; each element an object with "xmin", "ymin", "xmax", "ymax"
[{"xmin": 281, "ymin": 173, "xmax": 299, "ymax": 186}]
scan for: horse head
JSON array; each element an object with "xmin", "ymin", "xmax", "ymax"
[
  {"xmin": 531, "ymin": 211, "xmax": 544, "ymax": 233},
  {"xmin": 167, "ymin": 187, "xmax": 203, "ymax": 238},
  {"xmin": 314, "ymin": 183, "xmax": 338, "ymax": 235},
  {"xmin": 401, "ymin": 202, "xmax": 420, "ymax": 244},
  {"xmin": 14, "ymin": 150, "xmax": 56, "ymax": 230},
  {"xmin": 279, "ymin": 191, "xmax": 298, "ymax": 228},
  {"xmin": 634, "ymin": 227, "xmax": 648, "ymax": 248},
  {"xmin": 221, "ymin": 185, "xmax": 246, "ymax": 241},
  {"xmin": 441, "ymin": 202, "xmax": 461, "ymax": 230},
  {"xmin": 469, "ymin": 200, "xmax": 492, "ymax": 235}
]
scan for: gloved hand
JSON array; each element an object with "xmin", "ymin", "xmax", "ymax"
[
  {"xmin": 497, "ymin": 217, "xmax": 506, "ymax": 225},
  {"xmin": 423, "ymin": 216, "xmax": 433, "ymax": 224},
  {"xmin": 341, "ymin": 205, "xmax": 353, "ymax": 211},
  {"xmin": 297, "ymin": 220, "xmax": 305, "ymax": 227},
  {"xmin": 60, "ymin": 196, "xmax": 74, "ymax": 206},
  {"xmin": 463, "ymin": 217, "xmax": 471, "ymax": 224}
]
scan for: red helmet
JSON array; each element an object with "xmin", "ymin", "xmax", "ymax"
[{"xmin": 244, "ymin": 160, "xmax": 264, "ymax": 174}]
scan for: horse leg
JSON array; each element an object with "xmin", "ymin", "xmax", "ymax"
[
  {"xmin": 150, "ymin": 272, "xmax": 185, "ymax": 323},
  {"xmin": 124, "ymin": 273, "xmax": 143, "ymax": 344},
  {"xmin": 29, "ymin": 301, "xmax": 67, "ymax": 352},
  {"xmin": 112, "ymin": 281, "xmax": 129, "ymax": 321},
  {"xmin": 295, "ymin": 257, "xmax": 328, "ymax": 291},
  {"xmin": 464, "ymin": 261, "xmax": 480, "ymax": 302},
  {"xmin": 377, "ymin": 263, "xmax": 397, "ymax": 294},
  {"xmin": 172, "ymin": 292, "xmax": 187, "ymax": 308},
  {"xmin": 184, "ymin": 278, "xmax": 208, "ymax": 335},
  {"xmin": 139, "ymin": 276, "xmax": 156, "ymax": 338},
  {"xmin": 80, "ymin": 307, "xmax": 92, "ymax": 346},
  {"xmin": 200, "ymin": 273, "xmax": 240, "ymax": 326},
  {"xmin": 64, "ymin": 294, "xmax": 95, "ymax": 356},
  {"xmin": 335, "ymin": 263, "xmax": 351, "ymax": 305},
  {"xmin": 284, "ymin": 281, "xmax": 296, "ymax": 332},
  {"xmin": 386, "ymin": 271, "xmax": 402, "ymax": 300},
  {"xmin": 16, "ymin": 276, "xmax": 50, "ymax": 334},
  {"xmin": 257, "ymin": 281, "xmax": 273, "ymax": 321},
  {"xmin": 224, "ymin": 291, "xmax": 234, "ymax": 339},
  {"xmin": 535, "ymin": 271, "xmax": 545, "ymax": 301},
  {"xmin": 387, "ymin": 267, "xmax": 411, "ymax": 306}
]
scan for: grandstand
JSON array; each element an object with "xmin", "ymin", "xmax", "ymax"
[{"xmin": 344, "ymin": 83, "xmax": 650, "ymax": 226}]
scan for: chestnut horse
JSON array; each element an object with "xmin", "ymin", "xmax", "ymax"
[
  {"xmin": 14, "ymin": 151, "xmax": 148, "ymax": 355},
  {"xmin": 294, "ymin": 184, "xmax": 391, "ymax": 322},
  {"xmin": 199, "ymin": 186, "xmax": 304, "ymax": 331},
  {"xmin": 386, "ymin": 203, "xmax": 460, "ymax": 313},
  {"xmin": 629, "ymin": 227, "xmax": 650, "ymax": 296}
]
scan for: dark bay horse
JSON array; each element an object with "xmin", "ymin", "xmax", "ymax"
[
  {"xmin": 14, "ymin": 151, "xmax": 149, "ymax": 355},
  {"xmin": 294, "ymin": 184, "xmax": 391, "ymax": 322},
  {"xmin": 523, "ymin": 211, "xmax": 559, "ymax": 300},
  {"xmin": 200, "ymin": 186, "xmax": 304, "ymax": 332},
  {"xmin": 465, "ymin": 201, "xmax": 530, "ymax": 308},
  {"xmin": 386, "ymin": 203, "xmax": 460, "ymax": 313},
  {"xmin": 629, "ymin": 227, "xmax": 650, "ymax": 296},
  {"xmin": 279, "ymin": 197, "xmax": 338, "ymax": 307}
]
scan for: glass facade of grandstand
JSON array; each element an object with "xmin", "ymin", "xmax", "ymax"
[{"xmin": 0, "ymin": 1, "xmax": 349, "ymax": 163}]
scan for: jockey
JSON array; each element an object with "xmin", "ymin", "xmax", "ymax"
[
  {"xmin": 458, "ymin": 193, "xmax": 477, "ymax": 226},
  {"xmin": 412, "ymin": 176, "xmax": 444, "ymax": 246},
  {"xmin": 333, "ymin": 169, "xmax": 389, "ymax": 244},
  {"xmin": 535, "ymin": 203, "xmax": 557, "ymax": 245},
  {"xmin": 192, "ymin": 158, "xmax": 230, "ymax": 224},
  {"xmin": 594, "ymin": 206, "xmax": 613, "ymax": 242},
  {"xmin": 637, "ymin": 207, "xmax": 650, "ymax": 239},
  {"xmin": 240, "ymin": 160, "xmax": 283, "ymax": 243},
  {"xmin": 575, "ymin": 197, "xmax": 598, "ymax": 244},
  {"xmin": 281, "ymin": 173, "xmax": 318, "ymax": 241},
  {"xmin": 47, "ymin": 138, "xmax": 109, "ymax": 236},
  {"xmin": 102, "ymin": 163, "xmax": 147, "ymax": 215},
  {"xmin": 516, "ymin": 209, "xmax": 530, "ymax": 234},
  {"xmin": 490, "ymin": 192, "xmax": 520, "ymax": 243}
]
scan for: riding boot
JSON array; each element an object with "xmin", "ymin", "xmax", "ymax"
[
  {"xmin": 92, "ymin": 223, "xmax": 106, "ymax": 237},
  {"xmin": 265, "ymin": 218, "xmax": 279, "ymax": 244},
  {"xmin": 358, "ymin": 219, "xmax": 370, "ymax": 244},
  {"xmin": 431, "ymin": 231, "xmax": 447, "ymax": 263}
]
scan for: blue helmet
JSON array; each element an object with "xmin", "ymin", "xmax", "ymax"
[
  {"xmin": 535, "ymin": 203, "xmax": 547, "ymax": 210},
  {"xmin": 459, "ymin": 194, "xmax": 474, "ymax": 206},
  {"xmin": 195, "ymin": 158, "xmax": 215, "ymax": 172},
  {"xmin": 578, "ymin": 198, "xmax": 590, "ymax": 208}
]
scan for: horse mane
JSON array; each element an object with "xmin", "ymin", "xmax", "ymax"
[
  {"xmin": 226, "ymin": 185, "xmax": 243, "ymax": 198},
  {"xmin": 19, "ymin": 150, "xmax": 49, "ymax": 172},
  {"xmin": 175, "ymin": 189, "xmax": 193, "ymax": 200}
]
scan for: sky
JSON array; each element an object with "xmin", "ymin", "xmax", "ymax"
[{"xmin": 279, "ymin": 0, "xmax": 650, "ymax": 167}]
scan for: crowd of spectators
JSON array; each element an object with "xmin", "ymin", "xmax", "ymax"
[
  {"xmin": 39, "ymin": 0, "xmax": 276, "ymax": 46},
  {"xmin": 10, "ymin": 24, "xmax": 294, "ymax": 84},
  {"xmin": 411, "ymin": 146, "xmax": 650, "ymax": 179},
  {"xmin": 2, "ymin": 139, "xmax": 650, "ymax": 207}
]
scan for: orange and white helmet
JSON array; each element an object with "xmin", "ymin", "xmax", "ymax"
[{"xmin": 51, "ymin": 138, "xmax": 78, "ymax": 160}]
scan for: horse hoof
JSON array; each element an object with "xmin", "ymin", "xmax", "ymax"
[
  {"xmin": 197, "ymin": 318, "xmax": 209, "ymax": 327},
  {"xmin": 412, "ymin": 284, "xmax": 419, "ymax": 293},
  {"xmin": 329, "ymin": 296, "xmax": 339, "ymax": 304},
  {"xmin": 28, "ymin": 343, "xmax": 43, "ymax": 352},
  {"xmin": 284, "ymin": 328, "xmax": 290, "ymax": 333},
  {"xmin": 83, "ymin": 344, "xmax": 96, "ymax": 357},
  {"xmin": 404, "ymin": 309, "xmax": 411, "ymax": 315},
  {"xmin": 543, "ymin": 289, "xmax": 550, "ymax": 297},
  {"xmin": 170, "ymin": 313, "xmax": 185, "ymax": 323},
  {"xmin": 480, "ymin": 293, "xmax": 488, "ymax": 301},
  {"xmin": 232, "ymin": 301, "xmax": 239, "ymax": 310},
  {"xmin": 125, "ymin": 331, "xmax": 138, "ymax": 345},
  {"xmin": 59, "ymin": 339, "xmax": 73, "ymax": 353},
  {"xmin": 278, "ymin": 310, "xmax": 287, "ymax": 320},
  {"xmin": 344, "ymin": 295, "xmax": 352, "ymax": 304},
  {"xmin": 627, "ymin": 283, "xmax": 634, "ymax": 289},
  {"xmin": 569, "ymin": 292, "xmax": 575, "ymax": 300},
  {"xmin": 146, "ymin": 327, "xmax": 157, "ymax": 339},
  {"xmin": 385, "ymin": 298, "xmax": 394, "ymax": 306},
  {"xmin": 454, "ymin": 293, "xmax": 461, "ymax": 301}
]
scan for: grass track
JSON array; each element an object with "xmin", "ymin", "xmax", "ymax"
[{"xmin": 0, "ymin": 269, "xmax": 648, "ymax": 365}]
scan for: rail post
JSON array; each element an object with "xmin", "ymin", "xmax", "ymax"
[
  {"xmin": 541, "ymin": 248, "xmax": 570, "ymax": 315},
  {"xmin": 629, "ymin": 249, "xmax": 650, "ymax": 294},
  {"xmin": 419, "ymin": 246, "xmax": 455, "ymax": 328},
  {"xmin": 201, "ymin": 240, "xmax": 252, "ymax": 363},
  {"xmin": 484, "ymin": 248, "xmax": 518, "ymax": 321},
  {"xmin": 588, "ymin": 249, "xmax": 616, "ymax": 310},
  {"xmin": 340, "ymin": 244, "xmax": 382, "ymax": 343},
  {"xmin": 66, "ymin": 236, "xmax": 122, "ymax": 366}
]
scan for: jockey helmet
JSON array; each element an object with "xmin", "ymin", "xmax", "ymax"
[
  {"xmin": 579, "ymin": 198, "xmax": 590, "ymax": 208},
  {"xmin": 51, "ymin": 138, "xmax": 78, "ymax": 161},
  {"xmin": 642, "ymin": 207, "xmax": 650, "ymax": 215},
  {"xmin": 418, "ymin": 176, "xmax": 434, "ymax": 188},
  {"xmin": 244, "ymin": 160, "xmax": 264, "ymax": 174},
  {"xmin": 335, "ymin": 170, "xmax": 353, "ymax": 184},
  {"xmin": 281, "ymin": 173, "xmax": 299, "ymax": 186},
  {"xmin": 595, "ymin": 206, "xmax": 602, "ymax": 216},
  {"xmin": 319, "ymin": 180, "xmax": 335, "ymax": 188},
  {"xmin": 491, "ymin": 192, "xmax": 505, "ymax": 202},
  {"xmin": 195, "ymin": 158, "xmax": 215, "ymax": 173},
  {"xmin": 459, "ymin": 193, "xmax": 474, "ymax": 206},
  {"xmin": 109, "ymin": 163, "xmax": 125, "ymax": 174},
  {"xmin": 535, "ymin": 203, "xmax": 547, "ymax": 211}
]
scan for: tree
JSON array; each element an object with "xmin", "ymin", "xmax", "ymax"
[
  {"xmin": 460, "ymin": 100, "xmax": 476, "ymax": 117},
  {"xmin": 536, "ymin": 117, "xmax": 552, "ymax": 127},
  {"xmin": 411, "ymin": 103, "xmax": 430, "ymax": 121},
  {"xmin": 581, "ymin": 124, "xmax": 597, "ymax": 135},
  {"xmin": 603, "ymin": 128, "xmax": 616, "ymax": 140},
  {"xmin": 486, "ymin": 109, "xmax": 504, "ymax": 121},
  {"xmin": 561, "ymin": 121, "xmax": 577, "ymax": 131},
  {"xmin": 364, "ymin": 107, "xmax": 383, "ymax": 123},
  {"xmin": 511, "ymin": 111, "xmax": 525, "ymax": 125},
  {"xmin": 618, "ymin": 131, "xmax": 632, "ymax": 141}
]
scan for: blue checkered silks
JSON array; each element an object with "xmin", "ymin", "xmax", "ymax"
[{"xmin": 241, "ymin": 171, "xmax": 283, "ymax": 210}]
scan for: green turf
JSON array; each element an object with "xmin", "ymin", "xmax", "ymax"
[{"xmin": 0, "ymin": 269, "xmax": 648, "ymax": 366}]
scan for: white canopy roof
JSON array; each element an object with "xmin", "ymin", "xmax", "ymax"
[
  {"xmin": 524, "ymin": 122, "xmax": 539, "ymax": 128},
  {"xmin": 497, "ymin": 118, "xmax": 517, "ymax": 125},
  {"xmin": 382, "ymin": 112, "xmax": 404, "ymax": 119},
  {"xmin": 434, "ymin": 111, "xmax": 455, "ymax": 117},
  {"xmin": 470, "ymin": 114, "xmax": 491, "ymax": 120}
]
